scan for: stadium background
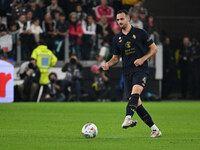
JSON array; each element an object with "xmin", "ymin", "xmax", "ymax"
[
  {"xmin": 0, "ymin": 0, "xmax": 197, "ymax": 101},
  {"xmin": 145, "ymin": 0, "xmax": 200, "ymax": 44}
]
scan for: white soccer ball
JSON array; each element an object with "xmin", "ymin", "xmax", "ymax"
[{"xmin": 82, "ymin": 123, "xmax": 98, "ymax": 138}]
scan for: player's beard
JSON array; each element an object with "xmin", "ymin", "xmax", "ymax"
[{"xmin": 120, "ymin": 23, "xmax": 127, "ymax": 30}]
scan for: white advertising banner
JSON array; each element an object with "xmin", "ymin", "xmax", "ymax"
[
  {"xmin": 0, "ymin": 34, "xmax": 13, "ymax": 52},
  {"xmin": 155, "ymin": 44, "xmax": 163, "ymax": 80},
  {"xmin": 0, "ymin": 60, "xmax": 14, "ymax": 103}
]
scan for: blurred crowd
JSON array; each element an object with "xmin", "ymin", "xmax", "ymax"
[
  {"xmin": 1, "ymin": 0, "xmax": 200, "ymax": 101},
  {"xmin": 162, "ymin": 36, "xmax": 200, "ymax": 100},
  {"xmin": 0, "ymin": 0, "xmax": 159, "ymax": 61}
]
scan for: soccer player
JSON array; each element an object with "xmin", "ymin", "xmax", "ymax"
[{"xmin": 102, "ymin": 9, "xmax": 162, "ymax": 138}]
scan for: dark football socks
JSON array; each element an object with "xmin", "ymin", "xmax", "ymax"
[
  {"xmin": 136, "ymin": 104, "xmax": 154, "ymax": 127},
  {"xmin": 126, "ymin": 94, "xmax": 139, "ymax": 116}
]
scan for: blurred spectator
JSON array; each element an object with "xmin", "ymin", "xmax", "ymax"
[
  {"xmin": 31, "ymin": 39, "xmax": 57, "ymax": 86},
  {"xmin": 81, "ymin": 14, "xmax": 96, "ymax": 60},
  {"xmin": 144, "ymin": 15, "xmax": 160, "ymax": 44},
  {"xmin": 42, "ymin": 0, "xmax": 51, "ymax": 7},
  {"xmin": 179, "ymin": 37, "xmax": 192, "ymax": 99},
  {"xmin": 9, "ymin": 21, "xmax": 19, "ymax": 33},
  {"xmin": 38, "ymin": 0, "xmax": 51, "ymax": 14},
  {"xmin": 110, "ymin": 20, "xmax": 121, "ymax": 35},
  {"xmin": 0, "ymin": 0, "xmax": 13, "ymax": 19},
  {"xmin": 62, "ymin": 55, "xmax": 83, "ymax": 101},
  {"xmin": 8, "ymin": 21, "xmax": 19, "ymax": 59},
  {"xmin": 138, "ymin": 7, "xmax": 148, "ymax": 23},
  {"xmin": 26, "ymin": 0, "xmax": 44, "ymax": 21},
  {"xmin": 96, "ymin": 15, "xmax": 114, "ymax": 49},
  {"xmin": 0, "ymin": 16, "xmax": 7, "ymax": 32},
  {"xmin": 11, "ymin": 0, "xmax": 27, "ymax": 23},
  {"xmin": 26, "ymin": 10, "xmax": 33, "ymax": 26},
  {"xmin": 56, "ymin": 13, "xmax": 69, "ymax": 38},
  {"xmin": 37, "ymin": 0, "xmax": 48, "ymax": 10},
  {"xmin": 94, "ymin": 0, "xmax": 114, "ymax": 23},
  {"xmin": 17, "ymin": 13, "xmax": 35, "ymax": 60},
  {"xmin": 46, "ymin": 0, "xmax": 63, "ymax": 18},
  {"xmin": 17, "ymin": 58, "xmax": 40, "ymax": 101},
  {"xmin": 90, "ymin": 65, "xmax": 111, "ymax": 101},
  {"xmin": 121, "ymin": 0, "xmax": 144, "ymax": 10},
  {"xmin": 55, "ymin": 13, "xmax": 69, "ymax": 60},
  {"xmin": 43, "ymin": 72, "xmax": 66, "ymax": 102},
  {"xmin": 68, "ymin": 12, "xmax": 84, "ymax": 59},
  {"xmin": 162, "ymin": 37, "xmax": 176, "ymax": 99},
  {"xmin": 82, "ymin": 0, "xmax": 97, "ymax": 15},
  {"xmin": 96, "ymin": 38, "xmax": 110, "ymax": 66},
  {"xmin": 188, "ymin": 38, "xmax": 200, "ymax": 99},
  {"xmin": 130, "ymin": 12, "xmax": 143, "ymax": 29},
  {"xmin": 42, "ymin": 13, "xmax": 57, "ymax": 50},
  {"xmin": 128, "ymin": 0, "xmax": 143, "ymax": 16},
  {"xmin": 0, "ymin": 22, "xmax": 8, "ymax": 36},
  {"xmin": 30, "ymin": 18, "xmax": 43, "ymax": 43},
  {"xmin": 53, "ymin": 10, "xmax": 60, "ymax": 24},
  {"xmin": 76, "ymin": 4, "xmax": 87, "ymax": 24},
  {"xmin": 59, "ymin": 0, "xmax": 81, "ymax": 19}
]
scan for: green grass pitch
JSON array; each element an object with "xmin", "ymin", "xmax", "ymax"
[{"xmin": 0, "ymin": 101, "xmax": 200, "ymax": 150}]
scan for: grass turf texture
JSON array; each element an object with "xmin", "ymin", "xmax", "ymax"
[{"xmin": 0, "ymin": 102, "xmax": 200, "ymax": 150}]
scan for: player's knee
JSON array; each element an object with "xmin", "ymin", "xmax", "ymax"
[
  {"xmin": 131, "ymin": 89, "xmax": 141, "ymax": 95},
  {"xmin": 131, "ymin": 85, "xmax": 143, "ymax": 95}
]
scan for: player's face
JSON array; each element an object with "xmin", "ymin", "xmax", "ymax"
[{"xmin": 116, "ymin": 13, "xmax": 130, "ymax": 29}]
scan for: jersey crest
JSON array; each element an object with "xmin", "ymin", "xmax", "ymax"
[{"xmin": 125, "ymin": 41, "xmax": 131, "ymax": 48}]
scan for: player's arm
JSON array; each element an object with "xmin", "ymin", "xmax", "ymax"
[
  {"xmin": 102, "ymin": 55, "xmax": 120, "ymax": 70},
  {"xmin": 143, "ymin": 43, "xmax": 158, "ymax": 61},
  {"xmin": 134, "ymin": 43, "xmax": 158, "ymax": 67}
]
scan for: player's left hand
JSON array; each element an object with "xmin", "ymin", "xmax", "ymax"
[
  {"xmin": 102, "ymin": 63, "xmax": 109, "ymax": 71},
  {"xmin": 134, "ymin": 58, "xmax": 145, "ymax": 67}
]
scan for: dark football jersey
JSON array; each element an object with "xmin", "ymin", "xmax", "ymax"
[{"xmin": 112, "ymin": 26, "xmax": 153, "ymax": 75}]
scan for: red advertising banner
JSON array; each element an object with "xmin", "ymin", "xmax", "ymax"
[{"xmin": 0, "ymin": 60, "xmax": 14, "ymax": 103}]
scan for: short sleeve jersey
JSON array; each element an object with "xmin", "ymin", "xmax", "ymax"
[{"xmin": 112, "ymin": 26, "xmax": 153, "ymax": 75}]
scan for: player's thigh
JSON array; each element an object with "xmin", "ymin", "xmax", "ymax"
[{"xmin": 131, "ymin": 73, "xmax": 148, "ymax": 94}]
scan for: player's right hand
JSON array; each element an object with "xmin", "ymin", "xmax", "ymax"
[{"xmin": 102, "ymin": 63, "xmax": 109, "ymax": 71}]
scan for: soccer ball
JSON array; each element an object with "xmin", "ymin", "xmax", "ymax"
[{"xmin": 82, "ymin": 123, "xmax": 98, "ymax": 138}]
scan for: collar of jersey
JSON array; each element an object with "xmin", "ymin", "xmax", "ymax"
[{"xmin": 119, "ymin": 26, "xmax": 135, "ymax": 36}]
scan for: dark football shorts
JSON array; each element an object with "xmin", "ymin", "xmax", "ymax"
[{"xmin": 123, "ymin": 72, "xmax": 148, "ymax": 99}]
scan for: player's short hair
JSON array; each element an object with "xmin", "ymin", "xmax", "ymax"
[{"xmin": 116, "ymin": 9, "xmax": 129, "ymax": 16}]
